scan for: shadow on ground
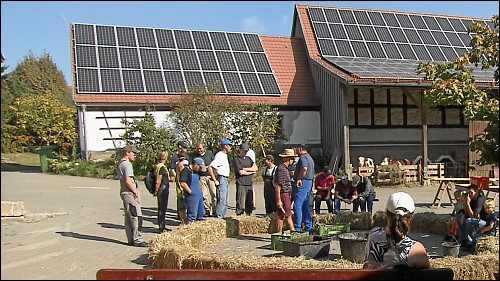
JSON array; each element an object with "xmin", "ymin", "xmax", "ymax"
[
  {"xmin": 1, "ymin": 163, "xmax": 41, "ymax": 173},
  {"xmin": 56, "ymin": 231, "xmax": 128, "ymax": 245},
  {"xmin": 132, "ymin": 253, "xmax": 150, "ymax": 266}
]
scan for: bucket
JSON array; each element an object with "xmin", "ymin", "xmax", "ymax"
[
  {"xmin": 442, "ymin": 236, "xmax": 460, "ymax": 257},
  {"xmin": 338, "ymin": 232, "xmax": 369, "ymax": 262}
]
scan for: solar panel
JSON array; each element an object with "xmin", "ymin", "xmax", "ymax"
[
  {"xmin": 140, "ymin": 48, "xmax": 161, "ymax": 69},
  {"xmin": 96, "ymin": 25, "xmax": 116, "ymax": 46},
  {"xmin": 143, "ymin": 70, "xmax": 165, "ymax": 92},
  {"xmin": 76, "ymin": 45, "xmax": 97, "ymax": 67},
  {"xmin": 72, "ymin": 23, "xmax": 280, "ymax": 95},
  {"xmin": 101, "ymin": 69, "xmax": 122, "ymax": 92},
  {"xmin": 308, "ymin": 6, "xmax": 496, "ymax": 81},
  {"xmin": 98, "ymin": 47, "xmax": 119, "ymax": 68}
]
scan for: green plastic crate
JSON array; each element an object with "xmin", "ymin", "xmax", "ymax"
[
  {"xmin": 316, "ymin": 223, "xmax": 350, "ymax": 235},
  {"xmin": 271, "ymin": 230, "xmax": 309, "ymax": 250}
]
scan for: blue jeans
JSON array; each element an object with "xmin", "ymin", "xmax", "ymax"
[
  {"xmin": 465, "ymin": 217, "xmax": 486, "ymax": 246},
  {"xmin": 334, "ymin": 195, "xmax": 353, "ymax": 214},
  {"xmin": 353, "ymin": 193, "xmax": 376, "ymax": 213},
  {"xmin": 293, "ymin": 179, "xmax": 313, "ymax": 231},
  {"xmin": 185, "ymin": 192, "xmax": 205, "ymax": 222},
  {"xmin": 215, "ymin": 176, "xmax": 229, "ymax": 218}
]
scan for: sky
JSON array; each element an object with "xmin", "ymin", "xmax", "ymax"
[{"xmin": 1, "ymin": 1, "xmax": 498, "ymax": 84}]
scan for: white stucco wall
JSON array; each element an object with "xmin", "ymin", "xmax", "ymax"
[
  {"xmin": 82, "ymin": 110, "xmax": 321, "ymax": 152},
  {"xmin": 279, "ymin": 111, "xmax": 321, "ymax": 144}
]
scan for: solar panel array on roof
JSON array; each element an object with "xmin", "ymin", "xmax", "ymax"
[
  {"xmin": 307, "ymin": 6, "xmax": 496, "ymax": 81},
  {"xmin": 72, "ymin": 23, "xmax": 281, "ymax": 95}
]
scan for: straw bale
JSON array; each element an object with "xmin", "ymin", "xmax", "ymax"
[
  {"xmin": 430, "ymin": 254, "xmax": 498, "ymax": 280},
  {"xmin": 312, "ymin": 213, "xmax": 337, "ymax": 225},
  {"xmin": 190, "ymin": 253, "xmax": 363, "ymax": 270},
  {"xmin": 336, "ymin": 211, "xmax": 373, "ymax": 230},
  {"xmin": 411, "ymin": 213, "xmax": 449, "ymax": 235},
  {"xmin": 372, "ymin": 211, "xmax": 450, "ymax": 235},
  {"xmin": 475, "ymin": 234, "xmax": 499, "ymax": 255},
  {"xmin": 171, "ymin": 219, "xmax": 227, "ymax": 248},
  {"xmin": 225, "ymin": 215, "xmax": 271, "ymax": 235},
  {"xmin": 372, "ymin": 211, "xmax": 385, "ymax": 228}
]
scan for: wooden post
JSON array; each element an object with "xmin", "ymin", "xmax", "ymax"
[{"xmin": 420, "ymin": 90, "xmax": 429, "ymax": 186}]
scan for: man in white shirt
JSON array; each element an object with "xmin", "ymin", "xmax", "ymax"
[{"xmin": 208, "ymin": 138, "xmax": 232, "ymax": 218}]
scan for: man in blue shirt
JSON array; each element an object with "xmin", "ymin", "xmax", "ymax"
[{"xmin": 293, "ymin": 144, "xmax": 314, "ymax": 232}]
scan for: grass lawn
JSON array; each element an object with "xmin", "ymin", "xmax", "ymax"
[{"xmin": 1, "ymin": 152, "xmax": 41, "ymax": 166}]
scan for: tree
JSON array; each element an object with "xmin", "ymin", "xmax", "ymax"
[
  {"xmin": 417, "ymin": 15, "xmax": 499, "ymax": 167},
  {"xmin": 1, "ymin": 52, "xmax": 77, "ymax": 154},
  {"xmin": 120, "ymin": 107, "xmax": 178, "ymax": 175},
  {"xmin": 170, "ymin": 84, "xmax": 280, "ymax": 160}
]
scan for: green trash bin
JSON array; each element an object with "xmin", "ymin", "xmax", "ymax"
[{"xmin": 37, "ymin": 145, "xmax": 59, "ymax": 172}]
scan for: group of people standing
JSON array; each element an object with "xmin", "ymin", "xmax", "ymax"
[{"xmin": 116, "ymin": 138, "xmax": 260, "ymax": 246}]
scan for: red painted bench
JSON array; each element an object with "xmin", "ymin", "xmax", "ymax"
[{"xmin": 96, "ymin": 268, "xmax": 454, "ymax": 280}]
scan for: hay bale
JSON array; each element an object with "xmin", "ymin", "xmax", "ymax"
[
  {"xmin": 371, "ymin": 211, "xmax": 450, "ymax": 235},
  {"xmin": 372, "ymin": 211, "xmax": 385, "ymax": 228},
  {"xmin": 199, "ymin": 254, "xmax": 362, "ymax": 270},
  {"xmin": 411, "ymin": 213, "xmax": 449, "ymax": 235},
  {"xmin": 172, "ymin": 219, "xmax": 227, "ymax": 247},
  {"xmin": 336, "ymin": 211, "xmax": 373, "ymax": 230},
  {"xmin": 475, "ymin": 234, "xmax": 499, "ymax": 255},
  {"xmin": 312, "ymin": 213, "xmax": 337, "ymax": 225},
  {"xmin": 430, "ymin": 254, "xmax": 499, "ymax": 280},
  {"xmin": 225, "ymin": 216, "xmax": 270, "ymax": 236}
]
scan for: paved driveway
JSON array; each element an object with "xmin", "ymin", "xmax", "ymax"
[{"xmin": 1, "ymin": 167, "xmax": 469, "ymax": 280}]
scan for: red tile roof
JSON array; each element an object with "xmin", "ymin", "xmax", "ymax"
[{"xmin": 73, "ymin": 36, "xmax": 319, "ymax": 108}]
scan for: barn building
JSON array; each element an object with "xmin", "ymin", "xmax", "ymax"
[{"xmin": 70, "ymin": 4, "xmax": 497, "ymax": 175}]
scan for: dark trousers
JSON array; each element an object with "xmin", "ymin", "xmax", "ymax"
[
  {"xmin": 236, "ymin": 183, "xmax": 254, "ymax": 215},
  {"xmin": 314, "ymin": 193, "xmax": 333, "ymax": 214},
  {"xmin": 263, "ymin": 180, "xmax": 277, "ymax": 215},
  {"xmin": 156, "ymin": 184, "xmax": 169, "ymax": 231}
]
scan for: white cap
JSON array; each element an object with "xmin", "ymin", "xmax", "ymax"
[{"xmin": 386, "ymin": 192, "xmax": 415, "ymax": 215}]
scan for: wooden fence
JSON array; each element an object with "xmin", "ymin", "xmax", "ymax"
[{"xmin": 354, "ymin": 163, "xmax": 445, "ymax": 185}]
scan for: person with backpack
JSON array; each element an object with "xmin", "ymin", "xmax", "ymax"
[
  {"xmin": 261, "ymin": 155, "xmax": 277, "ymax": 215},
  {"xmin": 152, "ymin": 151, "xmax": 171, "ymax": 233}
]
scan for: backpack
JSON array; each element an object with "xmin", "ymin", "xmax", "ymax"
[{"xmin": 144, "ymin": 163, "xmax": 165, "ymax": 194}]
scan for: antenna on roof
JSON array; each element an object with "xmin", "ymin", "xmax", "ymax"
[{"xmin": 62, "ymin": 13, "xmax": 68, "ymax": 25}]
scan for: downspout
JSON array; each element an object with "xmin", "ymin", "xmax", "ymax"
[{"xmin": 78, "ymin": 104, "xmax": 89, "ymax": 161}]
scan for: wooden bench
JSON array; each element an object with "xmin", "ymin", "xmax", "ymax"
[{"xmin": 96, "ymin": 268, "xmax": 454, "ymax": 280}]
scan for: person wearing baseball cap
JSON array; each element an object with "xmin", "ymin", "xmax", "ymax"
[
  {"xmin": 233, "ymin": 142, "xmax": 258, "ymax": 216},
  {"xmin": 352, "ymin": 175, "xmax": 377, "ymax": 214},
  {"xmin": 178, "ymin": 157, "xmax": 206, "ymax": 222},
  {"xmin": 208, "ymin": 137, "xmax": 232, "ymax": 218},
  {"xmin": 363, "ymin": 192, "xmax": 429, "ymax": 269},
  {"xmin": 333, "ymin": 173, "xmax": 358, "ymax": 214},
  {"xmin": 169, "ymin": 141, "xmax": 191, "ymax": 225}
]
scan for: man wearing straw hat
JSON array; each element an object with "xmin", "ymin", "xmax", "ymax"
[{"xmin": 273, "ymin": 148, "xmax": 297, "ymax": 233}]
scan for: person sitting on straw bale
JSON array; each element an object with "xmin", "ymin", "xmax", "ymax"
[
  {"xmin": 363, "ymin": 192, "xmax": 429, "ymax": 269},
  {"xmin": 457, "ymin": 184, "xmax": 487, "ymax": 252},
  {"xmin": 352, "ymin": 175, "xmax": 376, "ymax": 214},
  {"xmin": 467, "ymin": 198, "xmax": 498, "ymax": 250},
  {"xmin": 333, "ymin": 174, "xmax": 357, "ymax": 214},
  {"xmin": 313, "ymin": 166, "xmax": 335, "ymax": 214}
]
